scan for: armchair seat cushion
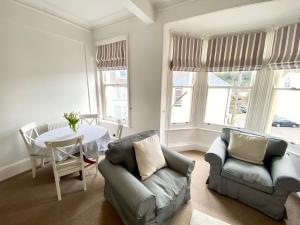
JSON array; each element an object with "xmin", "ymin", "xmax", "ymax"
[
  {"xmin": 143, "ymin": 168, "xmax": 187, "ymax": 223},
  {"xmin": 221, "ymin": 158, "xmax": 273, "ymax": 194}
]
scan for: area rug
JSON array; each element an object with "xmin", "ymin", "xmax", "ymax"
[{"xmin": 190, "ymin": 210, "xmax": 232, "ymax": 225}]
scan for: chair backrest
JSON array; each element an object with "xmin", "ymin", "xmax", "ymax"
[
  {"xmin": 47, "ymin": 121, "xmax": 68, "ymax": 130},
  {"xmin": 79, "ymin": 114, "xmax": 99, "ymax": 125},
  {"xmin": 106, "ymin": 130, "xmax": 158, "ymax": 175},
  {"xmin": 115, "ymin": 120, "xmax": 123, "ymax": 139},
  {"xmin": 19, "ymin": 123, "xmax": 41, "ymax": 154},
  {"xmin": 45, "ymin": 135, "xmax": 84, "ymax": 164},
  {"xmin": 221, "ymin": 128, "xmax": 287, "ymax": 163}
]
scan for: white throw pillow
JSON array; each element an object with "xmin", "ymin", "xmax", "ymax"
[
  {"xmin": 228, "ymin": 131, "xmax": 268, "ymax": 165},
  {"xmin": 133, "ymin": 135, "xmax": 167, "ymax": 180}
]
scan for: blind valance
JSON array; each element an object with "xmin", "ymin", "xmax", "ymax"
[
  {"xmin": 268, "ymin": 23, "xmax": 300, "ymax": 70},
  {"xmin": 206, "ymin": 32, "xmax": 266, "ymax": 72},
  {"xmin": 96, "ymin": 40, "xmax": 127, "ymax": 70},
  {"xmin": 170, "ymin": 35, "xmax": 202, "ymax": 72}
]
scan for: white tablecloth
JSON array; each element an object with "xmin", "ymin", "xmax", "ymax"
[{"xmin": 33, "ymin": 124, "xmax": 110, "ymax": 160}]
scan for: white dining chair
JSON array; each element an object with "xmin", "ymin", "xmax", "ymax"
[
  {"xmin": 47, "ymin": 121, "xmax": 68, "ymax": 130},
  {"xmin": 112, "ymin": 120, "xmax": 123, "ymax": 141},
  {"xmin": 19, "ymin": 123, "xmax": 48, "ymax": 178},
  {"xmin": 45, "ymin": 136, "xmax": 87, "ymax": 201},
  {"xmin": 79, "ymin": 114, "xmax": 99, "ymax": 125}
]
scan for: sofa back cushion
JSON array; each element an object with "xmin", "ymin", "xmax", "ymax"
[
  {"xmin": 221, "ymin": 128, "xmax": 287, "ymax": 163},
  {"xmin": 106, "ymin": 130, "xmax": 158, "ymax": 174}
]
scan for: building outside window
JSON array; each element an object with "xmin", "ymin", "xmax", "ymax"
[
  {"xmin": 170, "ymin": 71, "xmax": 195, "ymax": 124},
  {"xmin": 268, "ymin": 69, "xmax": 300, "ymax": 144},
  {"xmin": 204, "ymin": 71, "xmax": 256, "ymax": 128},
  {"xmin": 100, "ymin": 70, "xmax": 128, "ymax": 123}
]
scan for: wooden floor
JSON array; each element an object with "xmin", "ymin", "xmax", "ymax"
[{"xmin": 0, "ymin": 151, "xmax": 299, "ymax": 225}]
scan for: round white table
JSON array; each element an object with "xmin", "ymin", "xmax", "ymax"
[{"xmin": 33, "ymin": 124, "xmax": 110, "ymax": 161}]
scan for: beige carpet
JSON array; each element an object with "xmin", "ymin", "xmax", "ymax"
[
  {"xmin": 0, "ymin": 151, "xmax": 299, "ymax": 225},
  {"xmin": 190, "ymin": 210, "xmax": 231, "ymax": 225}
]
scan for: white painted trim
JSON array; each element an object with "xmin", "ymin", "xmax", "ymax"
[
  {"xmin": 168, "ymin": 142, "xmax": 209, "ymax": 152},
  {"xmin": 94, "ymin": 35, "xmax": 128, "ymax": 46},
  {"xmin": 0, "ymin": 158, "xmax": 31, "ymax": 182},
  {"xmin": 12, "ymin": 0, "xmax": 91, "ymax": 32},
  {"xmin": 122, "ymin": 0, "xmax": 155, "ymax": 24}
]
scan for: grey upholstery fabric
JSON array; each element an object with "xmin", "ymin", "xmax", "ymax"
[
  {"xmin": 105, "ymin": 130, "xmax": 158, "ymax": 174},
  {"xmin": 222, "ymin": 158, "xmax": 273, "ymax": 194},
  {"xmin": 143, "ymin": 168, "xmax": 187, "ymax": 225},
  {"xmin": 205, "ymin": 128, "xmax": 300, "ymax": 220},
  {"xmin": 99, "ymin": 130, "xmax": 195, "ymax": 225},
  {"xmin": 271, "ymin": 155, "xmax": 300, "ymax": 192},
  {"xmin": 161, "ymin": 145, "xmax": 195, "ymax": 200}
]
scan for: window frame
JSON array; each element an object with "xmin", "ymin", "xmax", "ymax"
[
  {"xmin": 203, "ymin": 71, "xmax": 256, "ymax": 129},
  {"xmin": 98, "ymin": 70, "xmax": 130, "ymax": 126},
  {"xmin": 95, "ymin": 35, "xmax": 130, "ymax": 127},
  {"xmin": 266, "ymin": 69, "xmax": 300, "ymax": 144},
  {"xmin": 168, "ymin": 71, "xmax": 197, "ymax": 127}
]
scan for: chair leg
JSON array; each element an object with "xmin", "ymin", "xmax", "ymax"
[
  {"xmin": 41, "ymin": 157, "xmax": 45, "ymax": 168},
  {"xmin": 54, "ymin": 174, "xmax": 62, "ymax": 201},
  {"xmin": 95, "ymin": 153, "xmax": 99, "ymax": 174},
  {"xmin": 82, "ymin": 168, "xmax": 87, "ymax": 191},
  {"xmin": 30, "ymin": 157, "xmax": 36, "ymax": 179}
]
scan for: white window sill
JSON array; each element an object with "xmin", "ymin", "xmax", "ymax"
[
  {"xmin": 100, "ymin": 119, "xmax": 129, "ymax": 128},
  {"xmin": 287, "ymin": 143, "xmax": 300, "ymax": 156}
]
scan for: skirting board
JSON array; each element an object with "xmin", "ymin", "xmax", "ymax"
[
  {"xmin": 168, "ymin": 143, "xmax": 209, "ymax": 152},
  {"xmin": 0, "ymin": 157, "xmax": 31, "ymax": 182}
]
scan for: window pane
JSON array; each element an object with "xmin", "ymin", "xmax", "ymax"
[
  {"xmin": 103, "ymin": 70, "xmax": 127, "ymax": 85},
  {"xmin": 171, "ymin": 87, "xmax": 192, "ymax": 123},
  {"xmin": 105, "ymin": 86, "xmax": 128, "ymax": 120},
  {"xmin": 208, "ymin": 71, "xmax": 254, "ymax": 87},
  {"xmin": 275, "ymin": 69, "xmax": 300, "ymax": 88},
  {"xmin": 270, "ymin": 90, "xmax": 300, "ymax": 144},
  {"xmin": 205, "ymin": 88, "xmax": 250, "ymax": 127},
  {"xmin": 172, "ymin": 71, "xmax": 194, "ymax": 86}
]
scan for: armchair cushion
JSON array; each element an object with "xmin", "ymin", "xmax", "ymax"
[
  {"xmin": 221, "ymin": 158, "xmax": 273, "ymax": 194},
  {"xmin": 222, "ymin": 128, "xmax": 287, "ymax": 164},
  {"xmin": 228, "ymin": 131, "xmax": 268, "ymax": 165},
  {"xmin": 143, "ymin": 167, "xmax": 187, "ymax": 223},
  {"xmin": 106, "ymin": 130, "xmax": 158, "ymax": 174},
  {"xmin": 134, "ymin": 135, "xmax": 166, "ymax": 180}
]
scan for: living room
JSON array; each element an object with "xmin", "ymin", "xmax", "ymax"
[{"xmin": 0, "ymin": 0, "xmax": 300, "ymax": 225}]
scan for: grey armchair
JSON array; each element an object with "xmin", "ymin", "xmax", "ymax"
[
  {"xmin": 99, "ymin": 130, "xmax": 195, "ymax": 225},
  {"xmin": 205, "ymin": 128, "xmax": 300, "ymax": 220}
]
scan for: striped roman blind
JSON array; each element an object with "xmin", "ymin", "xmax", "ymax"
[
  {"xmin": 268, "ymin": 23, "xmax": 300, "ymax": 70},
  {"xmin": 170, "ymin": 35, "xmax": 202, "ymax": 72},
  {"xmin": 206, "ymin": 32, "xmax": 266, "ymax": 72},
  {"xmin": 96, "ymin": 40, "xmax": 127, "ymax": 70}
]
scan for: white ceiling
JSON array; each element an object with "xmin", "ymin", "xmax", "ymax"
[
  {"xmin": 170, "ymin": 0, "xmax": 300, "ymax": 36},
  {"xmin": 13, "ymin": 0, "xmax": 192, "ymax": 30}
]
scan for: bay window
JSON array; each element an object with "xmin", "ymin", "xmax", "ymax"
[
  {"xmin": 170, "ymin": 71, "xmax": 195, "ymax": 124},
  {"xmin": 204, "ymin": 71, "xmax": 255, "ymax": 128}
]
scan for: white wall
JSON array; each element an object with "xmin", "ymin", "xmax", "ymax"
[
  {"xmin": 0, "ymin": 0, "xmax": 95, "ymax": 177},
  {"xmin": 93, "ymin": 0, "xmax": 265, "ymax": 138}
]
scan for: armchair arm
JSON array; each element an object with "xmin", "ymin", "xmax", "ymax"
[
  {"xmin": 204, "ymin": 137, "xmax": 227, "ymax": 175},
  {"xmin": 99, "ymin": 159, "xmax": 155, "ymax": 218},
  {"xmin": 161, "ymin": 145, "xmax": 195, "ymax": 179},
  {"xmin": 271, "ymin": 154, "xmax": 300, "ymax": 192}
]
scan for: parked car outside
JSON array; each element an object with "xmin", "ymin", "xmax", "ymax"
[{"xmin": 272, "ymin": 116, "xmax": 299, "ymax": 128}]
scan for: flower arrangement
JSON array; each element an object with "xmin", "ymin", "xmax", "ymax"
[{"xmin": 64, "ymin": 112, "xmax": 79, "ymax": 133}]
